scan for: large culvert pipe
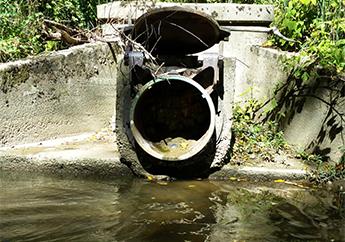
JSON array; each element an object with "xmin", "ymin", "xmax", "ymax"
[{"xmin": 130, "ymin": 75, "xmax": 216, "ymax": 162}]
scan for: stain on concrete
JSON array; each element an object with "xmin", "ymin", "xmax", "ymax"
[{"xmin": 211, "ymin": 10, "xmax": 218, "ymax": 18}]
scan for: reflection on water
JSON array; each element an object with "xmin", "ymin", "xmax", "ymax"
[{"xmin": 0, "ymin": 171, "xmax": 344, "ymax": 242}]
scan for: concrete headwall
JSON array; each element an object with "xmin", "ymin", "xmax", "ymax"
[
  {"xmin": 0, "ymin": 43, "xmax": 121, "ymax": 146},
  {"xmin": 0, "ymin": 3, "xmax": 343, "ymax": 164},
  {"xmin": 1, "ymin": 43, "xmax": 343, "ymax": 163},
  {"xmin": 97, "ymin": 2, "xmax": 274, "ymax": 26}
]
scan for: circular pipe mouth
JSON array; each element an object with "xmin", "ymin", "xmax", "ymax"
[{"xmin": 130, "ymin": 75, "xmax": 216, "ymax": 161}]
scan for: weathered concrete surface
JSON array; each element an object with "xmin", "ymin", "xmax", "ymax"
[
  {"xmin": 232, "ymin": 46, "xmax": 291, "ymax": 103},
  {"xmin": 0, "ymin": 131, "xmax": 131, "ymax": 178},
  {"xmin": 97, "ymin": 2, "xmax": 274, "ymax": 25},
  {"xmin": 0, "ymin": 43, "xmax": 120, "ymax": 146},
  {"xmin": 0, "ymin": 156, "xmax": 130, "ymax": 178},
  {"xmin": 0, "ymin": 42, "xmax": 133, "ymax": 178},
  {"xmin": 0, "ymin": 131, "xmax": 309, "ymax": 180},
  {"xmin": 213, "ymin": 57, "xmax": 235, "ymax": 168},
  {"xmin": 199, "ymin": 34, "xmax": 277, "ymax": 104},
  {"xmin": 283, "ymin": 81, "xmax": 345, "ymax": 162}
]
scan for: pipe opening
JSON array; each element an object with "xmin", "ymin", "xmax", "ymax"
[{"xmin": 130, "ymin": 76, "xmax": 215, "ymax": 161}]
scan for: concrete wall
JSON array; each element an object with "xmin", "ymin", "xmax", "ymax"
[
  {"xmin": 227, "ymin": 37, "xmax": 289, "ymax": 103},
  {"xmin": 240, "ymin": 46, "xmax": 344, "ymax": 163},
  {"xmin": 0, "ymin": 43, "xmax": 121, "ymax": 146},
  {"xmin": 283, "ymin": 82, "xmax": 345, "ymax": 162}
]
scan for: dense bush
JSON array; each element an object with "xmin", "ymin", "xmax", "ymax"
[
  {"xmin": 0, "ymin": 0, "xmax": 111, "ymax": 62},
  {"xmin": 0, "ymin": 2, "xmax": 43, "ymax": 62},
  {"xmin": 271, "ymin": 0, "xmax": 344, "ymax": 72}
]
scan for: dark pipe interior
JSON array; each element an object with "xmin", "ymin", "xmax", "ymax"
[{"xmin": 133, "ymin": 79, "xmax": 211, "ymax": 142}]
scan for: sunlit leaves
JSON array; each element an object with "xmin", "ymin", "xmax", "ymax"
[{"xmin": 300, "ymin": 0, "xmax": 317, "ymax": 5}]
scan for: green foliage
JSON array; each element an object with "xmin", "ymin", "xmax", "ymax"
[
  {"xmin": 272, "ymin": 0, "xmax": 318, "ymax": 51},
  {"xmin": 0, "ymin": 0, "xmax": 112, "ymax": 62},
  {"xmin": 41, "ymin": 0, "xmax": 98, "ymax": 29},
  {"xmin": 0, "ymin": 1, "xmax": 44, "ymax": 62},
  {"xmin": 308, "ymin": 160, "xmax": 345, "ymax": 183},
  {"xmin": 296, "ymin": 150, "xmax": 324, "ymax": 164},
  {"xmin": 232, "ymin": 100, "xmax": 288, "ymax": 164},
  {"xmin": 272, "ymin": 0, "xmax": 345, "ymax": 73}
]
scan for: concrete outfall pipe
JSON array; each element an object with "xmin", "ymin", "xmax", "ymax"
[
  {"xmin": 117, "ymin": 6, "xmax": 233, "ymax": 178},
  {"xmin": 130, "ymin": 75, "xmax": 216, "ymax": 162}
]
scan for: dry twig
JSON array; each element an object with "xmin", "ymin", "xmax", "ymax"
[
  {"xmin": 109, "ymin": 23, "xmax": 157, "ymax": 64},
  {"xmin": 43, "ymin": 19, "xmax": 89, "ymax": 45}
]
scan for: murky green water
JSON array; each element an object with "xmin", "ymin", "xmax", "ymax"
[{"xmin": 0, "ymin": 171, "xmax": 344, "ymax": 242}]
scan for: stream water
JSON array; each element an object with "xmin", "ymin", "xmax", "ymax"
[{"xmin": 0, "ymin": 171, "xmax": 344, "ymax": 242}]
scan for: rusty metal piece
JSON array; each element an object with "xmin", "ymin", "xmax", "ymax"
[{"xmin": 133, "ymin": 7, "xmax": 230, "ymax": 55}]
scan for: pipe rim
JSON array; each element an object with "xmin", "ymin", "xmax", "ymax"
[{"xmin": 130, "ymin": 75, "xmax": 216, "ymax": 161}]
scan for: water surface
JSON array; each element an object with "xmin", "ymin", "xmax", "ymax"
[{"xmin": 0, "ymin": 171, "xmax": 344, "ymax": 241}]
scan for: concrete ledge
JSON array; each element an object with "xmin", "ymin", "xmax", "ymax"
[
  {"xmin": 0, "ymin": 132, "xmax": 131, "ymax": 178},
  {"xmin": 0, "ymin": 132, "xmax": 310, "ymax": 181},
  {"xmin": 210, "ymin": 165, "xmax": 308, "ymax": 181},
  {"xmin": 0, "ymin": 156, "xmax": 131, "ymax": 179},
  {"xmin": 0, "ymin": 155, "xmax": 309, "ymax": 181},
  {"xmin": 97, "ymin": 2, "xmax": 274, "ymax": 25}
]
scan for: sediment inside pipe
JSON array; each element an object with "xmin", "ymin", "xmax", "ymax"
[{"xmin": 130, "ymin": 75, "xmax": 215, "ymax": 161}]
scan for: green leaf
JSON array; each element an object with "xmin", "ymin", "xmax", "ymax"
[
  {"xmin": 284, "ymin": 20, "xmax": 298, "ymax": 31},
  {"xmin": 271, "ymin": 98, "xmax": 278, "ymax": 109},
  {"xmin": 300, "ymin": 0, "xmax": 311, "ymax": 5},
  {"xmin": 301, "ymin": 72, "xmax": 310, "ymax": 82}
]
